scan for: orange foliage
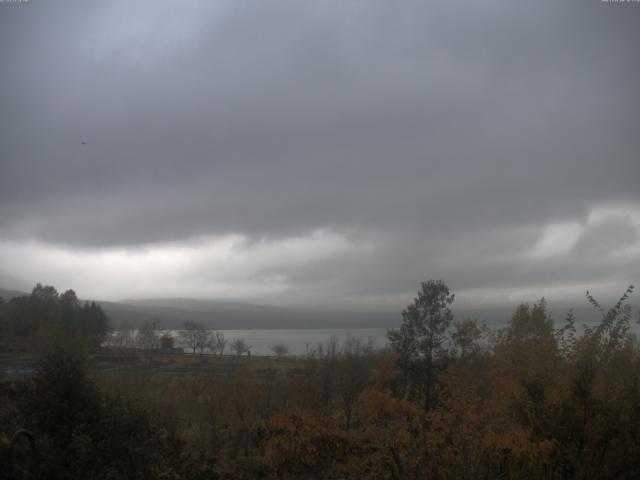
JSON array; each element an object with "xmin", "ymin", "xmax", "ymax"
[
  {"xmin": 263, "ymin": 408, "xmax": 349, "ymax": 478},
  {"xmin": 349, "ymin": 388, "xmax": 425, "ymax": 478}
]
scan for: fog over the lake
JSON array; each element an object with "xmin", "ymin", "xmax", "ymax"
[{"xmin": 1, "ymin": 0, "xmax": 638, "ymax": 313}]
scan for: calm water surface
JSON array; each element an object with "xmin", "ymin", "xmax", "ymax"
[
  {"xmin": 165, "ymin": 328, "xmax": 390, "ymax": 356},
  {"xmin": 132, "ymin": 319, "xmax": 634, "ymax": 356}
]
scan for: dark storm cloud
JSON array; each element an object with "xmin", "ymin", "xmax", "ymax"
[{"xmin": 0, "ymin": 0, "xmax": 638, "ymax": 306}]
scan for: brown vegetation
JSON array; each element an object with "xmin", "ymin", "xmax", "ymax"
[{"xmin": 1, "ymin": 282, "xmax": 639, "ymax": 479}]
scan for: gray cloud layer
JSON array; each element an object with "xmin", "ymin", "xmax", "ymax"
[{"xmin": 0, "ymin": 0, "xmax": 638, "ymax": 310}]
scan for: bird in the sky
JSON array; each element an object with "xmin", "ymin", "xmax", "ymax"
[{"xmin": 81, "ymin": 141, "xmax": 86, "ymax": 145}]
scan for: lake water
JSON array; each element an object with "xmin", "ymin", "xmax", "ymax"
[
  {"xmin": 119, "ymin": 318, "xmax": 639, "ymax": 356},
  {"xmin": 206, "ymin": 322, "xmax": 610, "ymax": 356},
  {"xmin": 165, "ymin": 328, "xmax": 390, "ymax": 356}
]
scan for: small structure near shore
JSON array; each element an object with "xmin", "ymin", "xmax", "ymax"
[{"xmin": 158, "ymin": 347, "xmax": 184, "ymax": 355}]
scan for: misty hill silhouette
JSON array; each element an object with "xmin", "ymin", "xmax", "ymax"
[{"xmin": 0, "ymin": 287, "xmax": 614, "ymax": 330}]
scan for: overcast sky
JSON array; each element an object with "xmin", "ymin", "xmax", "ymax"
[{"xmin": 0, "ymin": 0, "xmax": 638, "ymax": 313}]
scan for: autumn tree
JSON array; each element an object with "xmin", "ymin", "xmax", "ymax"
[
  {"xmin": 231, "ymin": 338, "xmax": 250, "ymax": 356},
  {"xmin": 180, "ymin": 320, "xmax": 210, "ymax": 354},
  {"xmin": 208, "ymin": 330, "xmax": 227, "ymax": 355},
  {"xmin": 337, "ymin": 336, "xmax": 374, "ymax": 431},
  {"xmin": 159, "ymin": 334, "xmax": 174, "ymax": 349},
  {"xmin": 387, "ymin": 279, "xmax": 454, "ymax": 410},
  {"xmin": 263, "ymin": 408, "xmax": 349, "ymax": 478},
  {"xmin": 315, "ymin": 335, "xmax": 340, "ymax": 416},
  {"xmin": 137, "ymin": 319, "xmax": 160, "ymax": 350},
  {"xmin": 270, "ymin": 343, "xmax": 289, "ymax": 357},
  {"xmin": 353, "ymin": 387, "xmax": 425, "ymax": 478},
  {"xmin": 220, "ymin": 366, "xmax": 261, "ymax": 458},
  {"xmin": 451, "ymin": 318, "xmax": 485, "ymax": 358},
  {"xmin": 549, "ymin": 285, "xmax": 640, "ymax": 477},
  {"xmin": 505, "ymin": 298, "xmax": 554, "ymax": 345}
]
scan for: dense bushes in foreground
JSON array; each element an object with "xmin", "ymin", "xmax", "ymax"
[
  {"xmin": 1, "ymin": 343, "xmax": 183, "ymax": 480},
  {"xmin": 260, "ymin": 287, "xmax": 640, "ymax": 479},
  {"xmin": 1, "ymin": 282, "xmax": 639, "ymax": 479}
]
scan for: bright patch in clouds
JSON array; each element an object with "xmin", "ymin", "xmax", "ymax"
[
  {"xmin": 82, "ymin": 0, "xmax": 230, "ymax": 63},
  {"xmin": 530, "ymin": 222, "xmax": 582, "ymax": 258},
  {"xmin": 0, "ymin": 230, "xmax": 354, "ymax": 300},
  {"xmin": 586, "ymin": 205, "xmax": 640, "ymax": 259},
  {"xmin": 529, "ymin": 204, "xmax": 640, "ymax": 260},
  {"xmin": 0, "ymin": 204, "xmax": 638, "ymax": 311}
]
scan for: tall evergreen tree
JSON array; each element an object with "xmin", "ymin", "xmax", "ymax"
[{"xmin": 388, "ymin": 279, "xmax": 454, "ymax": 410}]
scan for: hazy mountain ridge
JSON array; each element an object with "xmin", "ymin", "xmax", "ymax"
[
  {"xmin": 0, "ymin": 288, "xmax": 26, "ymax": 301},
  {"xmin": 106, "ymin": 297, "xmax": 396, "ymax": 329},
  {"xmin": 106, "ymin": 298, "xmax": 613, "ymax": 330},
  {"xmin": 0, "ymin": 286, "xmax": 623, "ymax": 330}
]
